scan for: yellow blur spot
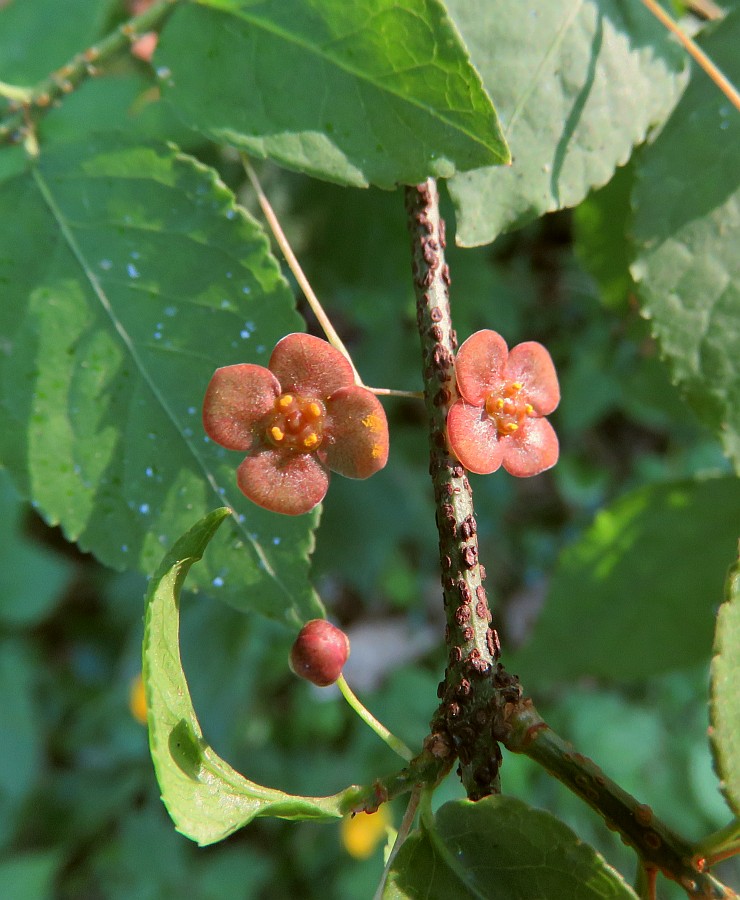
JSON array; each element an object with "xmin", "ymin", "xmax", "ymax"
[
  {"xmin": 278, "ymin": 394, "xmax": 294, "ymax": 409},
  {"xmin": 504, "ymin": 422, "xmax": 518, "ymax": 433},
  {"xmin": 303, "ymin": 432, "xmax": 319, "ymax": 449},
  {"xmin": 510, "ymin": 381, "xmax": 523, "ymax": 392},
  {"xmin": 371, "ymin": 443, "xmax": 383, "ymax": 459},
  {"xmin": 524, "ymin": 404, "xmax": 534, "ymax": 415},
  {"xmin": 362, "ymin": 413, "xmax": 382, "ymax": 432},
  {"xmin": 270, "ymin": 426, "xmax": 285, "ymax": 442},
  {"xmin": 341, "ymin": 807, "xmax": 392, "ymax": 860},
  {"xmin": 129, "ymin": 674, "xmax": 147, "ymax": 725}
]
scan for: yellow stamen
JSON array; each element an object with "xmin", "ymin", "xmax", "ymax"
[
  {"xmin": 524, "ymin": 404, "xmax": 534, "ymax": 415},
  {"xmin": 503, "ymin": 422, "xmax": 518, "ymax": 433},
  {"xmin": 307, "ymin": 402, "xmax": 322, "ymax": 418},
  {"xmin": 270, "ymin": 426, "xmax": 285, "ymax": 442},
  {"xmin": 303, "ymin": 433, "xmax": 319, "ymax": 449},
  {"xmin": 278, "ymin": 394, "xmax": 293, "ymax": 409},
  {"xmin": 511, "ymin": 381, "xmax": 523, "ymax": 392},
  {"xmin": 495, "ymin": 398, "xmax": 505, "ymax": 410}
]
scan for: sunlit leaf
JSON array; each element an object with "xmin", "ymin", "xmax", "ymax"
[
  {"xmin": 156, "ymin": 0, "xmax": 509, "ymax": 188},
  {"xmin": 445, "ymin": 0, "xmax": 687, "ymax": 244},
  {"xmin": 711, "ymin": 551, "xmax": 740, "ymax": 814},
  {"xmin": 0, "ymin": 136, "xmax": 322, "ymax": 626},
  {"xmin": 385, "ymin": 796, "xmax": 636, "ymax": 899},
  {"xmin": 631, "ymin": 11, "xmax": 740, "ymax": 470},
  {"xmin": 513, "ymin": 478, "xmax": 740, "ymax": 683},
  {"xmin": 143, "ymin": 508, "xmax": 357, "ymax": 845}
]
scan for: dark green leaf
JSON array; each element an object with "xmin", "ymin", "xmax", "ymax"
[
  {"xmin": 385, "ymin": 796, "xmax": 636, "ymax": 899},
  {"xmin": 711, "ymin": 551, "xmax": 740, "ymax": 814},
  {"xmin": 445, "ymin": 0, "xmax": 687, "ymax": 244},
  {"xmin": 156, "ymin": 0, "xmax": 509, "ymax": 188},
  {"xmin": 0, "ymin": 136, "xmax": 322, "ymax": 626},
  {"xmin": 631, "ymin": 12, "xmax": 740, "ymax": 470},
  {"xmin": 513, "ymin": 478, "xmax": 740, "ymax": 683},
  {"xmin": 143, "ymin": 508, "xmax": 358, "ymax": 846},
  {"xmin": 0, "ymin": 469, "xmax": 73, "ymax": 626}
]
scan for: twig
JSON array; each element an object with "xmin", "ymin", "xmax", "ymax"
[
  {"xmin": 372, "ymin": 785, "xmax": 422, "ymax": 900},
  {"xmin": 0, "ymin": 0, "xmax": 181, "ymax": 146},
  {"xmin": 638, "ymin": 0, "xmax": 740, "ymax": 112},
  {"xmin": 503, "ymin": 700, "xmax": 736, "ymax": 899}
]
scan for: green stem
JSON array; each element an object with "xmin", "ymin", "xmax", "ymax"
[
  {"xmin": 694, "ymin": 819, "xmax": 740, "ymax": 867},
  {"xmin": 1, "ymin": 0, "xmax": 181, "ymax": 146},
  {"xmin": 503, "ymin": 700, "xmax": 735, "ymax": 899},
  {"xmin": 336, "ymin": 675, "xmax": 414, "ymax": 762}
]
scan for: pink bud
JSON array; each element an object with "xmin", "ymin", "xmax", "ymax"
[{"xmin": 290, "ymin": 619, "xmax": 350, "ymax": 687}]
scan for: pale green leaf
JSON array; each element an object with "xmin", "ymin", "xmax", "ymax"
[
  {"xmin": 445, "ymin": 0, "xmax": 687, "ymax": 245},
  {"xmin": 143, "ymin": 508, "xmax": 357, "ymax": 845},
  {"xmin": 512, "ymin": 478, "xmax": 740, "ymax": 684},
  {"xmin": 711, "ymin": 550, "xmax": 740, "ymax": 814},
  {"xmin": 385, "ymin": 796, "xmax": 637, "ymax": 899},
  {"xmin": 156, "ymin": 0, "xmax": 509, "ymax": 188},
  {"xmin": 0, "ymin": 136, "xmax": 323, "ymax": 626},
  {"xmin": 631, "ymin": 12, "xmax": 740, "ymax": 470}
]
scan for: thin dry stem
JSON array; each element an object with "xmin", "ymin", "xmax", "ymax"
[{"xmin": 639, "ymin": 0, "xmax": 740, "ymax": 112}]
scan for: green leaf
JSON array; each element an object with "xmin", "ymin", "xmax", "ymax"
[
  {"xmin": 445, "ymin": 0, "xmax": 687, "ymax": 245},
  {"xmin": 143, "ymin": 508, "xmax": 357, "ymax": 846},
  {"xmin": 384, "ymin": 796, "xmax": 637, "ymax": 899},
  {"xmin": 711, "ymin": 550, "xmax": 740, "ymax": 814},
  {"xmin": 0, "ymin": 469, "xmax": 74, "ymax": 626},
  {"xmin": 630, "ymin": 12, "xmax": 740, "ymax": 471},
  {"xmin": 0, "ymin": 136, "xmax": 323, "ymax": 626},
  {"xmin": 512, "ymin": 477, "xmax": 740, "ymax": 684},
  {"xmin": 156, "ymin": 0, "xmax": 509, "ymax": 188}
]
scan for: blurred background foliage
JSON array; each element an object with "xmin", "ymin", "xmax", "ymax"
[
  {"xmin": 1, "ymin": 1, "xmax": 738, "ymax": 896},
  {"xmin": 1, "ymin": 161, "xmax": 736, "ymax": 898}
]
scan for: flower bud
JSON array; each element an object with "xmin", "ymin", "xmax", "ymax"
[{"xmin": 289, "ymin": 619, "xmax": 350, "ymax": 687}]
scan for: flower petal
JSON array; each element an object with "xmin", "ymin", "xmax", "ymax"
[
  {"xmin": 506, "ymin": 342, "xmax": 560, "ymax": 415},
  {"xmin": 502, "ymin": 417, "xmax": 559, "ymax": 477},
  {"xmin": 269, "ymin": 333, "xmax": 355, "ymax": 400},
  {"xmin": 447, "ymin": 399, "xmax": 506, "ymax": 475},
  {"xmin": 454, "ymin": 329, "xmax": 509, "ymax": 405},
  {"xmin": 237, "ymin": 448, "xmax": 329, "ymax": 515},
  {"xmin": 322, "ymin": 386, "xmax": 389, "ymax": 478},
  {"xmin": 203, "ymin": 364, "xmax": 280, "ymax": 451}
]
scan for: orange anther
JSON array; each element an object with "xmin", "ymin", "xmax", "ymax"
[
  {"xmin": 270, "ymin": 426, "xmax": 285, "ymax": 442},
  {"xmin": 524, "ymin": 404, "xmax": 534, "ymax": 415},
  {"xmin": 504, "ymin": 422, "xmax": 518, "ymax": 433},
  {"xmin": 511, "ymin": 381, "xmax": 523, "ymax": 391},
  {"xmin": 307, "ymin": 402, "xmax": 322, "ymax": 418},
  {"xmin": 278, "ymin": 394, "xmax": 293, "ymax": 409},
  {"xmin": 303, "ymin": 433, "xmax": 319, "ymax": 449}
]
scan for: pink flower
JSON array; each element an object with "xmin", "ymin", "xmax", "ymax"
[
  {"xmin": 447, "ymin": 330, "xmax": 560, "ymax": 477},
  {"xmin": 203, "ymin": 333, "xmax": 389, "ymax": 515}
]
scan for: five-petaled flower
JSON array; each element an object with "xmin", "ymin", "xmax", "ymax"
[
  {"xmin": 203, "ymin": 333, "xmax": 389, "ymax": 515},
  {"xmin": 447, "ymin": 329, "xmax": 560, "ymax": 477}
]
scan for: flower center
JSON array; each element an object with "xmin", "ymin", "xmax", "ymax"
[
  {"xmin": 484, "ymin": 382, "xmax": 534, "ymax": 436},
  {"xmin": 266, "ymin": 393, "xmax": 325, "ymax": 452}
]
